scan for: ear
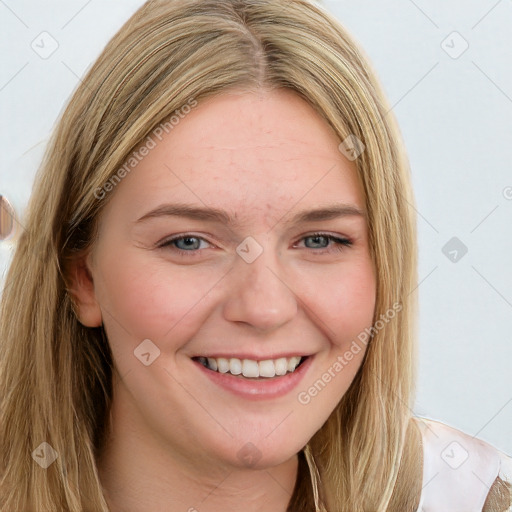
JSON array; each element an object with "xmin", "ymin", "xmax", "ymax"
[{"xmin": 67, "ymin": 253, "xmax": 103, "ymax": 328}]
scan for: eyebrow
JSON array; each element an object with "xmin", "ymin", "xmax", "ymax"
[{"xmin": 135, "ymin": 202, "xmax": 366, "ymax": 227}]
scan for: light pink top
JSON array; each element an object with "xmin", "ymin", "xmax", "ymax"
[{"xmin": 415, "ymin": 417, "xmax": 512, "ymax": 512}]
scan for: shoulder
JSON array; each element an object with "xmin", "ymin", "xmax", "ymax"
[{"xmin": 412, "ymin": 417, "xmax": 512, "ymax": 512}]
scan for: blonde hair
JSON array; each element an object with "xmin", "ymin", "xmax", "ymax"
[{"xmin": 1, "ymin": 1, "xmax": 423, "ymax": 510}]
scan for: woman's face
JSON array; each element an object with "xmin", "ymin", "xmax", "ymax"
[{"xmin": 80, "ymin": 88, "xmax": 376, "ymax": 471}]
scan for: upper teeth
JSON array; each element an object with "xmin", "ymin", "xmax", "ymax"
[{"xmin": 197, "ymin": 356, "xmax": 303, "ymax": 378}]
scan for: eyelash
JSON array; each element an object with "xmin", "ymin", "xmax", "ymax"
[{"xmin": 157, "ymin": 232, "xmax": 353, "ymax": 257}]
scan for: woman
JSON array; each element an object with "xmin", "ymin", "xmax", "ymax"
[{"xmin": 0, "ymin": 0, "xmax": 510, "ymax": 510}]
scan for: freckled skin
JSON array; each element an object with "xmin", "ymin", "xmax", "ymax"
[{"xmin": 74, "ymin": 88, "xmax": 376, "ymax": 511}]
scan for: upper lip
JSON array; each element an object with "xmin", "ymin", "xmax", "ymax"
[{"xmin": 192, "ymin": 353, "xmax": 311, "ymax": 361}]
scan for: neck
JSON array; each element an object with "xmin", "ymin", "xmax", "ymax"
[{"xmin": 97, "ymin": 386, "xmax": 299, "ymax": 512}]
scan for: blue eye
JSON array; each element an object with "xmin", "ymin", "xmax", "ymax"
[
  {"xmin": 159, "ymin": 235, "xmax": 209, "ymax": 253},
  {"xmin": 158, "ymin": 232, "xmax": 352, "ymax": 257},
  {"xmin": 298, "ymin": 233, "xmax": 353, "ymax": 253}
]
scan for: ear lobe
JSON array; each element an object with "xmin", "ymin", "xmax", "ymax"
[{"xmin": 67, "ymin": 254, "xmax": 103, "ymax": 328}]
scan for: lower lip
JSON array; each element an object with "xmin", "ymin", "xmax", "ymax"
[{"xmin": 193, "ymin": 356, "xmax": 314, "ymax": 401}]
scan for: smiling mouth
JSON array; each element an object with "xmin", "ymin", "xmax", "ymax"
[{"xmin": 192, "ymin": 355, "xmax": 307, "ymax": 379}]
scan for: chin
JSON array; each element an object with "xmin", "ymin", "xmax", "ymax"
[{"xmin": 216, "ymin": 433, "xmax": 306, "ymax": 471}]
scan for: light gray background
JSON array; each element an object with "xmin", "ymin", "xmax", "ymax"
[{"xmin": 1, "ymin": 1, "xmax": 511, "ymax": 454}]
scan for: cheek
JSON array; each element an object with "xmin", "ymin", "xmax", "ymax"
[
  {"xmin": 94, "ymin": 250, "xmax": 223, "ymax": 346},
  {"xmin": 296, "ymin": 257, "xmax": 376, "ymax": 346},
  {"xmin": 293, "ymin": 260, "xmax": 375, "ymax": 416}
]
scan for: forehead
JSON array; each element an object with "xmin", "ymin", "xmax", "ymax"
[{"xmin": 103, "ymin": 88, "xmax": 365, "ymax": 227}]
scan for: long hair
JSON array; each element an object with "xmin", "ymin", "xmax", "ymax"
[{"xmin": 0, "ymin": 1, "xmax": 422, "ymax": 510}]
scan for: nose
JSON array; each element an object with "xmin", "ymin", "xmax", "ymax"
[{"xmin": 222, "ymin": 242, "xmax": 298, "ymax": 332}]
